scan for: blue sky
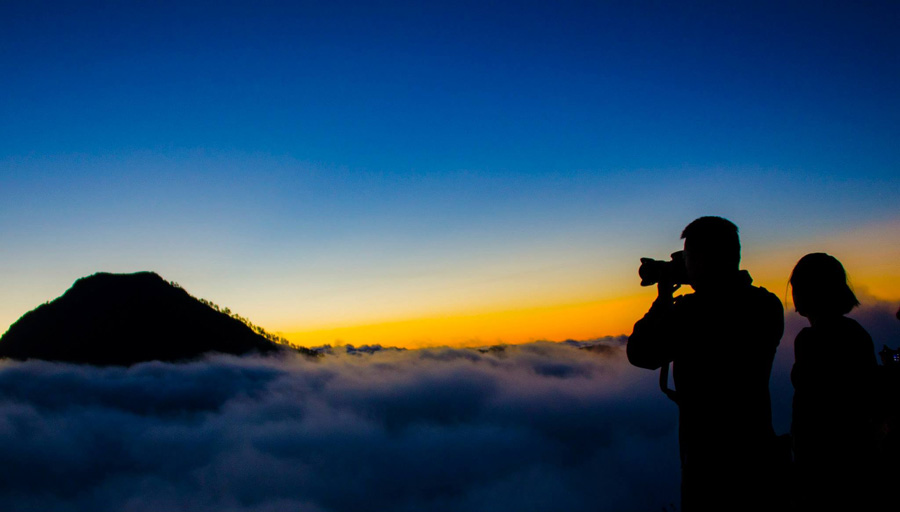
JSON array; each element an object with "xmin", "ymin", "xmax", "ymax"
[
  {"xmin": 1, "ymin": 1, "xmax": 898, "ymax": 345},
  {"xmin": 4, "ymin": 1, "xmax": 898, "ymax": 172}
]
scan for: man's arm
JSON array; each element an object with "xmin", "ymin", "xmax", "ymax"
[
  {"xmin": 760, "ymin": 289, "xmax": 785, "ymax": 353},
  {"xmin": 627, "ymin": 283, "xmax": 680, "ymax": 370}
]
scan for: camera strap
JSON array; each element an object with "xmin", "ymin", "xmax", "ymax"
[{"xmin": 659, "ymin": 362, "xmax": 679, "ymax": 404}]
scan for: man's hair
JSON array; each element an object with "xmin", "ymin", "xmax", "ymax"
[
  {"xmin": 680, "ymin": 216, "xmax": 741, "ymax": 266},
  {"xmin": 790, "ymin": 252, "xmax": 860, "ymax": 316}
]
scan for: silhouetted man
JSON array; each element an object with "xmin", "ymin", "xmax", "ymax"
[{"xmin": 627, "ymin": 217, "xmax": 784, "ymax": 511}]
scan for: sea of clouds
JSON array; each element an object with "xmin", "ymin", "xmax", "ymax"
[
  {"xmin": 0, "ymin": 338, "xmax": 682, "ymax": 512},
  {"xmin": 0, "ymin": 298, "xmax": 896, "ymax": 512}
]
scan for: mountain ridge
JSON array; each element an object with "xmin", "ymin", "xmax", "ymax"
[{"xmin": 0, "ymin": 271, "xmax": 313, "ymax": 365}]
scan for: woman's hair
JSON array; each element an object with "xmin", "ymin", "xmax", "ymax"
[{"xmin": 790, "ymin": 253, "xmax": 860, "ymax": 317}]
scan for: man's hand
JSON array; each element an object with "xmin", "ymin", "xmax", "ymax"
[{"xmin": 655, "ymin": 280, "xmax": 680, "ymax": 303}]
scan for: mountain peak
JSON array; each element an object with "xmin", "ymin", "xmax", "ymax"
[{"xmin": 0, "ymin": 272, "xmax": 290, "ymax": 366}]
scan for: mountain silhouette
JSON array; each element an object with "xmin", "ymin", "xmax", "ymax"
[{"xmin": 0, "ymin": 272, "xmax": 305, "ymax": 365}]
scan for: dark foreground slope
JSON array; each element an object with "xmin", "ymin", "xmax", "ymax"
[{"xmin": 0, "ymin": 272, "xmax": 285, "ymax": 365}]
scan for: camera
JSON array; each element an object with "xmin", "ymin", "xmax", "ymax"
[{"xmin": 639, "ymin": 250, "xmax": 690, "ymax": 287}]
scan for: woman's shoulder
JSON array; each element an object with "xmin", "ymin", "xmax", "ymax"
[
  {"xmin": 829, "ymin": 316, "xmax": 872, "ymax": 339},
  {"xmin": 795, "ymin": 325, "xmax": 812, "ymax": 339},
  {"xmin": 793, "ymin": 325, "xmax": 815, "ymax": 354},
  {"xmin": 797, "ymin": 316, "xmax": 870, "ymax": 343},
  {"xmin": 810, "ymin": 316, "xmax": 875, "ymax": 354}
]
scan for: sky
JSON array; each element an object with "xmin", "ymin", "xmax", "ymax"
[{"xmin": 2, "ymin": 0, "xmax": 899, "ymax": 348}]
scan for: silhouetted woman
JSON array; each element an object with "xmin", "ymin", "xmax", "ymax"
[{"xmin": 789, "ymin": 253, "xmax": 877, "ymax": 510}]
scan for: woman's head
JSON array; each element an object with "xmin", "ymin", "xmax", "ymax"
[{"xmin": 790, "ymin": 253, "xmax": 859, "ymax": 318}]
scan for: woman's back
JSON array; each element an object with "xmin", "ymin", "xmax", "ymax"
[
  {"xmin": 791, "ymin": 315, "xmax": 877, "ymax": 463},
  {"xmin": 789, "ymin": 253, "xmax": 878, "ymax": 510}
]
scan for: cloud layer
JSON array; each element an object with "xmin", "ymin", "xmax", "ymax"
[{"xmin": 0, "ymin": 339, "xmax": 681, "ymax": 512}]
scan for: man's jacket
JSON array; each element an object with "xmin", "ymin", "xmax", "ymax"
[{"xmin": 627, "ymin": 270, "xmax": 784, "ymax": 467}]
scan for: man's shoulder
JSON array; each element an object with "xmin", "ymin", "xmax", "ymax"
[
  {"xmin": 674, "ymin": 283, "xmax": 782, "ymax": 308},
  {"xmin": 744, "ymin": 284, "xmax": 784, "ymax": 311}
]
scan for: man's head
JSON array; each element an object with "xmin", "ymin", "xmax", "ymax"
[{"xmin": 680, "ymin": 216, "xmax": 741, "ymax": 289}]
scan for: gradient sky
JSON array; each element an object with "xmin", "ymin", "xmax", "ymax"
[{"xmin": 2, "ymin": 1, "xmax": 898, "ymax": 347}]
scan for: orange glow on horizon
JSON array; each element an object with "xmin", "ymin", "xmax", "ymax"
[
  {"xmin": 285, "ymin": 291, "xmax": 655, "ymax": 349},
  {"xmin": 277, "ymin": 217, "xmax": 900, "ymax": 350}
]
